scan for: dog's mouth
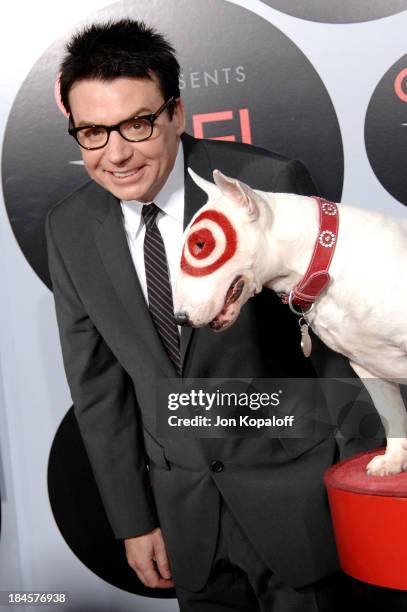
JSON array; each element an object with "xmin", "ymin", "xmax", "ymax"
[{"xmin": 209, "ymin": 275, "xmax": 245, "ymax": 331}]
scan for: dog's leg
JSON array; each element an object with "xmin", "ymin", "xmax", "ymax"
[{"xmin": 349, "ymin": 361, "xmax": 407, "ymax": 476}]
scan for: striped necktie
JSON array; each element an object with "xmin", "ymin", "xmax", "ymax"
[{"xmin": 142, "ymin": 203, "xmax": 181, "ymax": 374}]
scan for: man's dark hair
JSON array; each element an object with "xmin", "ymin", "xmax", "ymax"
[{"xmin": 59, "ymin": 19, "xmax": 180, "ymax": 117}]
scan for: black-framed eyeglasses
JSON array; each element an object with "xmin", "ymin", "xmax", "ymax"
[{"xmin": 68, "ymin": 96, "xmax": 176, "ymax": 150}]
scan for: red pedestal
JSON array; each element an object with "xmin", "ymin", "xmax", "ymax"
[{"xmin": 324, "ymin": 448, "xmax": 407, "ymax": 591}]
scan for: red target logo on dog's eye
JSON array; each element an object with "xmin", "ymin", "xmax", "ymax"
[
  {"xmin": 181, "ymin": 210, "xmax": 237, "ymax": 276},
  {"xmin": 188, "ymin": 228, "xmax": 215, "ymax": 259}
]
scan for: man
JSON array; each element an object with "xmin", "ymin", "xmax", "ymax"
[{"xmin": 46, "ymin": 18, "xmax": 379, "ymax": 611}]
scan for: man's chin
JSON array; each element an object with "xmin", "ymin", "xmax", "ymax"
[{"xmin": 105, "ymin": 181, "xmax": 151, "ymax": 202}]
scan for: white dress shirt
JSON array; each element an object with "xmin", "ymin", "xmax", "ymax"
[{"xmin": 120, "ymin": 143, "xmax": 185, "ymax": 306}]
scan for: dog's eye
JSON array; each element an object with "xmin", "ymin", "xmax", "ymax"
[{"xmin": 192, "ymin": 240, "xmax": 205, "ymax": 256}]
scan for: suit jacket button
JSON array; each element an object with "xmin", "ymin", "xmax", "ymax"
[{"xmin": 211, "ymin": 460, "xmax": 224, "ymax": 473}]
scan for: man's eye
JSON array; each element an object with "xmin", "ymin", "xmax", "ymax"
[
  {"xmin": 83, "ymin": 127, "xmax": 104, "ymax": 139},
  {"xmin": 128, "ymin": 119, "xmax": 149, "ymax": 131}
]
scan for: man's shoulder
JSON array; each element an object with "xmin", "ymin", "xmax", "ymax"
[
  {"xmin": 184, "ymin": 132, "xmax": 291, "ymax": 163},
  {"xmin": 46, "ymin": 179, "xmax": 113, "ymax": 230},
  {"xmin": 200, "ymin": 135, "xmax": 289, "ymax": 162},
  {"xmin": 182, "ymin": 133, "xmax": 307, "ymax": 191}
]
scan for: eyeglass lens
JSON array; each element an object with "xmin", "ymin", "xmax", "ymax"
[{"xmin": 76, "ymin": 117, "xmax": 153, "ymax": 149}]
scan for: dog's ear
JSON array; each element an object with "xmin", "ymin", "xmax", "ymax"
[
  {"xmin": 187, "ymin": 167, "xmax": 221, "ymax": 200},
  {"xmin": 212, "ymin": 170, "xmax": 259, "ymax": 220}
]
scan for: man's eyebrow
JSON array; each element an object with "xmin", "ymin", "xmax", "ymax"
[{"xmin": 75, "ymin": 107, "xmax": 153, "ymax": 127}]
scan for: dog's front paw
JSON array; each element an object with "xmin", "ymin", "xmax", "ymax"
[{"xmin": 366, "ymin": 452, "xmax": 407, "ymax": 477}]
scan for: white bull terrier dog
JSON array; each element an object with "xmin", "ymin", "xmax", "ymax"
[{"xmin": 174, "ymin": 168, "xmax": 407, "ymax": 477}]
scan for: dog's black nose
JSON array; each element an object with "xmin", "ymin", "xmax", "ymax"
[{"xmin": 174, "ymin": 311, "xmax": 191, "ymax": 326}]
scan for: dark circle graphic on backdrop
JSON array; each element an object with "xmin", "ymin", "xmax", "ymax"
[
  {"xmin": 2, "ymin": 0, "xmax": 343, "ymax": 289},
  {"xmin": 365, "ymin": 54, "xmax": 407, "ymax": 207},
  {"xmin": 260, "ymin": 0, "xmax": 407, "ymax": 23},
  {"xmin": 48, "ymin": 408, "xmax": 176, "ymax": 599}
]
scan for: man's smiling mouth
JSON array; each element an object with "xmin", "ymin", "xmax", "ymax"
[
  {"xmin": 113, "ymin": 170, "xmax": 138, "ymax": 178},
  {"xmin": 107, "ymin": 166, "xmax": 145, "ymax": 179}
]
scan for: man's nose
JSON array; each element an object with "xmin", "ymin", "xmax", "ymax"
[{"xmin": 105, "ymin": 131, "xmax": 134, "ymax": 165}]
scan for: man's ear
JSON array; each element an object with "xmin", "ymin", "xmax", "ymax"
[
  {"xmin": 213, "ymin": 170, "xmax": 259, "ymax": 220},
  {"xmin": 54, "ymin": 72, "xmax": 69, "ymax": 117},
  {"xmin": 188, "ymin": 167, "xmax": 221, "ymax": 201},
  {"xmin": 173, "ymin": 97, "xmax": 186, "ymax": 136}
]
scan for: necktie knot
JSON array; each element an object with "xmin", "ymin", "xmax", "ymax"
[{"xmin": 142, "ymin": 203, "xmax": 160, "ymax": 230}]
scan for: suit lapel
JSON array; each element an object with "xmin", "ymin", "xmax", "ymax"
[
  {"xmin": 180, "ymin": 134, "xmax": 214, "ymax": 368},
  {"xmin": 92, "ymin": 190, "xmax": 177, "ymax": 377}
]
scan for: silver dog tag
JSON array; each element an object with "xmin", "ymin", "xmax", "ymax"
[{"xmin": 300, "ymin": 321, "xmax": 312, "ymax": 358}]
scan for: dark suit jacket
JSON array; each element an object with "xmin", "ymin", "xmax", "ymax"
[{"xmin": 45, "ymin": 133, "xmax": 380, "ymax": 591}]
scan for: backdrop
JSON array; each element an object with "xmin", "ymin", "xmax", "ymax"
[{"xmin": 1, "ymin": 1, "xmax": 406, "ymax": 610}]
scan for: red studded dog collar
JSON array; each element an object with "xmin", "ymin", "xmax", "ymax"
[{"xmin": 281, "ymin": 197, "xmax": 339, "ymax": 315}]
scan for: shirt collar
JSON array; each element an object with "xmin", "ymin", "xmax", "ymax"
[{"xmin": 120, "ymin": 142, "xmax": 184, "ymax": 239}]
